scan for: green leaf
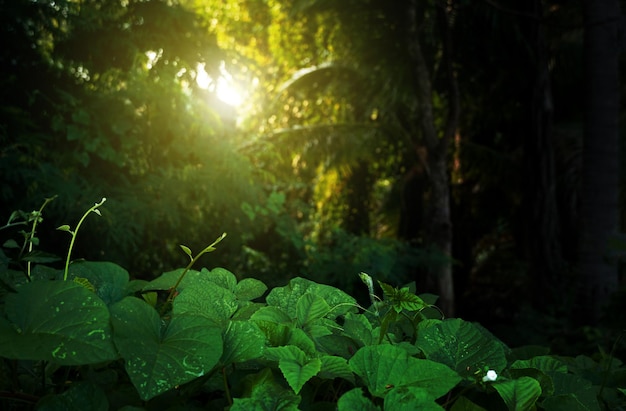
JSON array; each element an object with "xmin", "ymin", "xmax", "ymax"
[
  {"xmin": 56, "ymin": 224, "xmax": 72, "ymax": 232},
  {"xmin": 296, "ymin": 292, "xmax": 331, "ymax": 327},
  {"xmin": 254, "ymin": 321, "xmax": 293, "ymax": 347},
  {"xmin": 343, "ymin": 311, "xmax": 375, "ymax": 346},
  {"xmin": 110, "ymin": 297, "xmax": 223, "ymax": 401},
  {"xmin": 288, "ymin": 327, "xmax": 317, "ymax": 355},
  {"xmin": 205, "ymin": 267, "xmax": 237, "ymax": 291},
  {"xmin": 379, "ymin": 282, "xmax": 427, "ymax": 312},
  {"xmin": 221, "ymin": 321, "xmax": 266, "ymax": 365},
  {"xmin": 337, "ymin": 388, "xmax": 380, "ymax": 411},
  {"xmin": 173, "ymin": 281, "xmax": 238, "ymax": 326},
  {"xmin": 511, "ymin": 356, "xmax": 567, "ymax": 373},
  {"xmin": 73, "ymin": 276, "xmax": 96, "ymax": 293},
  {"xmin": 541, "ymin": 394, "xmax": 596, "ymax": 411},
  {"xmin": 179, "ymin": 244, "xmax": 193, "ymax": 259},
  {"xmin": 20, "ymin": 250, "xmax": 61, "ymax": 264},
  {"xmin": 251, "ymin": 306, "xmax": 292, "ymax": 324},
  {"xmin": 2, "ymin": 239, "xmax": 19, "ymax": 249},
  {"xmin": 231, "ymin": 368, "xmax": 301, "ymax": 411},
  {"xmin": 264, "ymin": 345, "xmax": 321, "ymax": 394},
  {"xmin": 508, "ymin": 368, "xmax": 554, "ymax": 397},
  {"xmin": 415, "ymin": 318, "xmax": 507, "ymax": 377},
  {"xmin": 36, "ymin": 382, "xmax": 108, "ymax": 411},
  {"xmin": 547, "ymin": 372, "xmax": 600, "ymax": 411},
  {"xmin": 384, "ymin": 386, "xmax": 444, "ymax": 411},
  {"xmin": 318, "ymin": 355, "xmax": 355, "ymax": 383},
  {"xmin": 349, "ymin": 345, "xmax": 461, "ymax": 398},
  {"xmin": 266, "ymin": 277, "xmax": 357, "ymax": 319},
  {"xmin": 492, "ymin": 377, "xmax": 542, "ymax": 411},
  {"xmin": 0, "ymin": 280, "xmax": 117, "ymax": 365},
  {"xmin": 67, "ymin": 261, "xmax": 130, "ymax": 306},
  {"xmin": 142, "ymin": 269, "xmax": 201, "ymax": 291},
  {"xmin": 235, "ymin": 278, "xmax": 268, "ymax": 301}
]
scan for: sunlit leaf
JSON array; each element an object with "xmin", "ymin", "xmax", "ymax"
[
  {"xmin": 266, "ymin": 277, "xmax": 357, "ymax": 319},
  {"xmin": 179, "ymin": 244, "xmax": 193, "ymax": 259}
]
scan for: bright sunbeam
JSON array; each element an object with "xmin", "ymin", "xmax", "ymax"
[{"xmin": 196, "ymin": 62, "xmax": 244, "ymax": 107}]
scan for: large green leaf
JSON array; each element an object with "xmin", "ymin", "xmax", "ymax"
[
  {"xmin": 511, "ymin": 356, "xmax": 567, "ymax": 373},
  {"xmin": 492, "ymin": 377, "xmax": 542, "ymax": 411},
  {"xmin": 67, "ymin": 261, "xmax": 129, "ymax": 306},
  {"xmin": 0, "ymin": 280, "xmax": 117, "ymax": 365},
  {"xmin": 384, "ymin": 386, "xmax": 444, "ymax": 411},
  {"xmin": 235, "ymin": 278, "xmax": 268, "ymax": 301},
  {"xmin": 231, "ymin": 368, "xmax": 301, "ymax": 411},
  {"xmin": 546, "ymin": 372, "xmax": 600, "ymax": 411},
  {"xmin": 318, "ymin": 355, "xmax": 354, "ymax": 383},
  {"xmin": 343, "ymin": 311, "xmax": 375, "ymax": 347},
  {"xmin": 541, "ymin": 394, "xmax": 597, "ymax": 411},
  {"xmin": 204, "ymin": 267, "xmax": 237, "ymax": 291},
  {"xmin": 221, "ymin": 320, "xmax": 266, "ymax": 365},
  {"xmin": 415, "ymin": 318, "xmax": 507, "ymax": 377},
  {"xmin": 349, "ymin": 344, "xmax": 461, "ymax": 398},
  {"xmin": 173, "ymin": 281, "xmax": 238, "ymax": 326},
  {"xmin": 266, "ymin": 277, "xmax": 357, "ymax": 319},
  {"xmin": 110, "ymin": 297, "xmax": 223, "ymax": 401},
  {"xmin": 264, "ymin": 345, "xmax": 321, "ymax": 394},
  {"xmin": 337, "ymin": 388, "xmax": 380, "ymax": 411},
  {"xmin": 296, "ymin": 292, "xmax": 331, "ymax": 327}
]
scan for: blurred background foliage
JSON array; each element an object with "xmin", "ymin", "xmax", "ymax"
[{"xmin": 1, "ymin": 0, "xmax": 625, "ymax": 350}]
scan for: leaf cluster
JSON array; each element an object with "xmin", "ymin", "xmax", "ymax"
[{"xmin": 0, "ymin": 206, "xmax": 624, "ymax": 410}]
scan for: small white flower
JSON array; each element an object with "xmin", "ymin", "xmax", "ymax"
[{"xmin": 482, "ymin": 370, "xmax": 498, "ymax": 382}]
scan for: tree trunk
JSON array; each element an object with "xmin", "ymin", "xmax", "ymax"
[
  {"xmin": 406, "ymin": 0, "xmax": 459, "ymax": 316},
  {"xmin": 343, "ymin": 160, "xmax": 371, "ymax": 235},
  {"xmin": 579, "ymin": 0, "xmax": 621, "ymax": 323},
  {"xmin": 524, "ymin": 0, "xmax": 565, "ymax": 309}
]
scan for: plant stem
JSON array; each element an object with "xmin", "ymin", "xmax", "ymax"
[
  {"xmin": 222, "ymin": 366, "xmax": 233, "ymax": 406},
  {"xmin": 62, "ymin": 198, "xmax": 106, "ymax": 281},
  {"xmin": 163, "ymin": 233, "xmax": 227, "ymax": 310},
  {"xmin": 22, "ymin": 196, "xmax": 57, "ymax": 281}
]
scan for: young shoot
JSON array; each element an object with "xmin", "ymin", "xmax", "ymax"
[
  {"xmin": 163, "ymin": 232, "xmax": 227, "ymax": 310},
  {"xmin": 57, "ymin": 197, "xmax": 107, "ymax": 281},
  {"xmin": 22, "ymin": 196, "xmax": 57, "ymax": 280}
]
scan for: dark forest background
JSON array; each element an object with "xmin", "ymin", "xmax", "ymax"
[{"xmin": 1, "ymin": 0, "xmax": 625, "ymax": 353}]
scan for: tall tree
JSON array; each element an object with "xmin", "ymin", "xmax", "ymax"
[
  {"xmin": 406, "ymin": 0, "xmax": 460, "ymax": 316},
  {"xmin": 579, "ymin": 0, "xmax": 622, "ymax": 322}
]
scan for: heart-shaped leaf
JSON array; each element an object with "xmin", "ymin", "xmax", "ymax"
[
  {"xmin": 415, "ymin": 319, "xmax": 507, "ymax": 377},
  {"xmin": 265, "ymin": 345, "xmax": 321, "ymax": 394},
  {"xmin": 493, "ymin": 377, "xmax": 542, "ymax": 411},
  {"xmin": 110, "ymin": 297, "xmax": 223, "ymax": 400},
  {"xmin": 349, "ymin": 345, "xmax": 461, "ymax": 398},
  {"xmin": 221, "ymin": 320, "xmax": 266, "ymax": 365},
  {"xmin": 0, "ymin": 280, "xmax": 117, "ymax": 365}
]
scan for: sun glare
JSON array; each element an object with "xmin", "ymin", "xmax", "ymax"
[{"xmin": 196, "ymin": 62, "xmax": 244, "ymax": 108}]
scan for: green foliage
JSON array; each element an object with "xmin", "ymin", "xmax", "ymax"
[{"xmin": 0, "ymin": 203, "xmax": 624, "ymax": 410}]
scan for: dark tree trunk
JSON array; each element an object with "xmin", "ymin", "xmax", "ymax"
[
  {"xmin": 579, "ymin": 0, "xmax": 621, "ymax": 323},
  {"xmin": 406, "ymin": 0, "xmax": 459, "ymax": 316},
  {"xmin": 343, "ymin": 160, "xmax": 371, "ymax": 235},
  {"xmin": 523, "ymin": 0, "xmax": 565, "ymax": 309}
]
